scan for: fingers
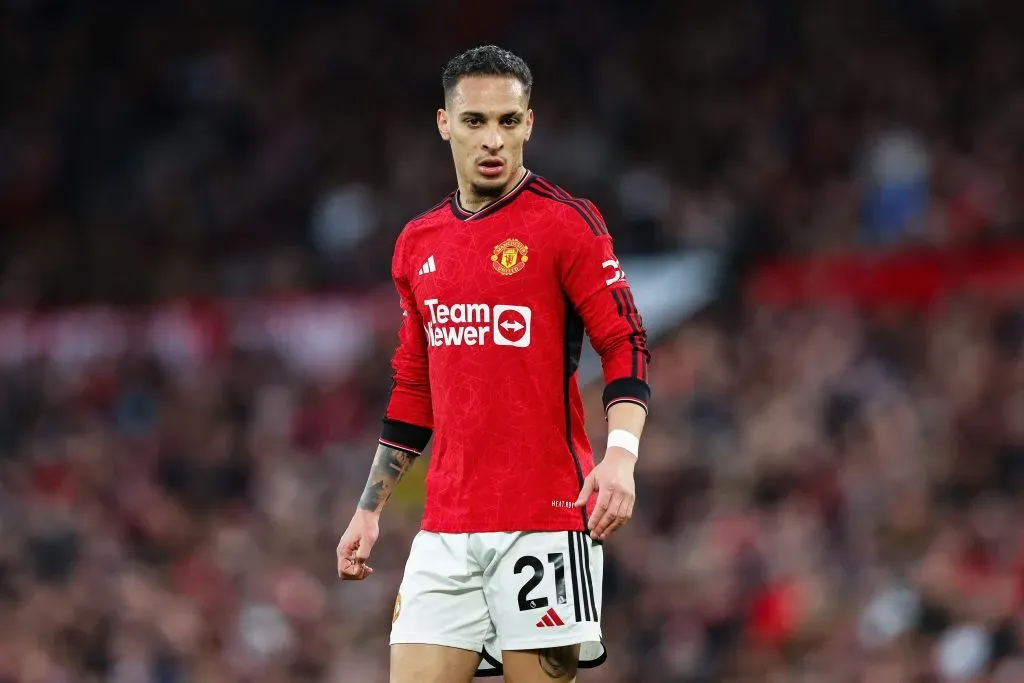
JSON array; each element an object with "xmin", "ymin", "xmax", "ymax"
[
  {"xmin": 601, "ymin": 496, "xmax": 632, "ymax": 539},
  {"xmin": 589, "ymin": 488, "xmax": 634, "ymax": 541},
  {"xmin": 587, "ymin": 487, "xmax": 614, "ymax": 538},
  {"xmin": 338, "ymin": 556, "xmax": 374, "ymax": 580},
  {"xmin": 338, "ymin": 535, "xmax": 375, "ymax": 581},
  {"xmin": 574, "ymin": 473, "xmax": 596, "ymax": 507}
]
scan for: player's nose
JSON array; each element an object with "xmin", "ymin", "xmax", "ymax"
[{"xmin": 482, "ymin": 125, "xmax": 504, "ymax": 152}]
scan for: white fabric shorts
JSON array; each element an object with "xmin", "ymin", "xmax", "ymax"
[{"xmin": 390, "ymin": 530, "xmax": 606, "ymax": 677}]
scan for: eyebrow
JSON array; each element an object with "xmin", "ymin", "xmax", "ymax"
[{"xmin": 460, "ymin": 111, "xmax": 523, "ymax": 119}]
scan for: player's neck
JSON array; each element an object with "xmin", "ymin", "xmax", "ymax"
[{"xmin": 457, "ymin": 167, "xmax": 528, "ymax": 214}]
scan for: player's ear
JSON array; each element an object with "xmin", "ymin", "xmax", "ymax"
[
  {"xmin": 524, "ymin": 109, "xmax": 534, "ymax": 142},
  {"xmin": 437, "ymin": 108, "xmax": 451, "ymax": 141}
]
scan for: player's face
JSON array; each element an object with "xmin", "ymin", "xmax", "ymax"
[{"xmin": 437, "ymin": 76, "xmax": 534, "ymax": 200}]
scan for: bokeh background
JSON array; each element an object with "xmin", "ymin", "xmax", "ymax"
[{"xmin": 4, "ymin": 0, "xmax": 1024, "ymax": 681}]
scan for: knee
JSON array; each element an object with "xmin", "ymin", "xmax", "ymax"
[
  {"xmin": 538, "ymin": 646, "xmax": 578, "ymax": 680},
  {"xmin": 505, "ymin": 646, "xmax": 579, "ymax": 683}
]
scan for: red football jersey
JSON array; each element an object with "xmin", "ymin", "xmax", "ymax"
[{"xmin": 379, "ymin": 171, "xmax": 650, "ymax": 533}]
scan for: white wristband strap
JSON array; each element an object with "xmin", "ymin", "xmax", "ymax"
[{"xmin": 607, "ymin": 429, "xmax": 639, "ymax": 458}]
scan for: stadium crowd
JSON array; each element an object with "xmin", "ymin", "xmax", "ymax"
[
  {"xmin": 4, "ymin": 287, "xmax": 1024, "ymax": 682},
  {"xmin": 4, "ymin": 0, "xmax": 1024, "ymax": 681},
  {"xmin": 5, "ymin": 0, "xmax": 1024, "ymax": 307}
]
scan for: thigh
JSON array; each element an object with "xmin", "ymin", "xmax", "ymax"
[
  {"xmin": 390, "ymin": 644, "xmax": 480, "ymax": 683},
  {"xmin": 500, "ymin": 645, "xmax": 580, "ymax": 683},
  {"xmin": 390, "ymin": 532, "xmax": 493, "ymax": 664},
  {"xmin": 483, "ymin": 531, "xmax": 605, "ymax": 659}
]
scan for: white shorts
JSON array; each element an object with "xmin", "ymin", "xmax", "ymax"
[{"xmin": 390, "ymin": 530, "xmax": 606, "ymax": 677}]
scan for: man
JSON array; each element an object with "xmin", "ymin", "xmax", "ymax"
[{"xmin": 337, "ymin": 45, "xmax": 650, "ymax": 683}]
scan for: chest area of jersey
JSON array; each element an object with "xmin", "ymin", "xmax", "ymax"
[{"xmin": 409, "ymin": 222, "xmax": 560, "ymax": 350}]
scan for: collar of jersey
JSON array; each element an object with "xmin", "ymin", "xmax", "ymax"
[{"xmin": 450, "ymin": 169, "xmax": 534, "ymax": 221}]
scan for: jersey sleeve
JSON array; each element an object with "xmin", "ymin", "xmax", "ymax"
[
  {"xmin": 559, "ymin": 201, "xmax": 651, "ymax": 413},
  {"xmin": 379, "ymin": 229, "xmax": 434, "ymax": 455}
]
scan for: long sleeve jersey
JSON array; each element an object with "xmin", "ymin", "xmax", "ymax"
[{"xmin": 380, "ymin": 171, "xmax": 650, "ymax": 533}]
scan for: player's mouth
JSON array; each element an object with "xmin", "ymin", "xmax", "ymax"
[{"xmin": 477, "ymin": 158, "xmax": 505, "ymax": 178}]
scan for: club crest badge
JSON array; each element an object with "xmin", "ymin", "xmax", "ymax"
[{"xmin": 491, "ymin": 238, "xmax": 529, "ymax": 276}]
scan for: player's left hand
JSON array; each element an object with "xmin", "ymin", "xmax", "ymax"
[
  {"xmin": 574, "ymin": 447, "xmax": 636, "ymax": 541},
  {"xmin": 337, "ymin": 510, "xmax": 379, "ymax": 581}
]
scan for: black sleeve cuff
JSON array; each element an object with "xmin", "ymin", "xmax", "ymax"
[
  {"xmin": 379, "ymin": 418, "xmax": 433, "ymax": 456},
  {"xmin": 602, "ymin": 378, "xmax": 650, "ymax": 414}
]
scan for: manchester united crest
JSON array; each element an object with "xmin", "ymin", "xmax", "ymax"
[
  {"xmin": 393, "ymin": 593, "xmax": 401, "ymax": 623},
  {"xmin": 491, "ymin": 238, "xmax": 529, "ymax": 276}
]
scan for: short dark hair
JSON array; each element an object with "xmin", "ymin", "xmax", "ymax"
[{"xmin": 442, "ymin": 45, "xmax": 533, "ymax": 102}]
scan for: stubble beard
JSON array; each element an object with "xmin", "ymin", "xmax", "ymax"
[
  {"xmin": 469, "ymin": 163, "xmax": 521, "ymax": 199},
  {"xmin": 470, "ymin": 181, "xmax": 507, "ymax": 199}
]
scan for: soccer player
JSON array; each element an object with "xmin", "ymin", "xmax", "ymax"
[{"xmin": 336, "ymin": 45, "xmax": 650, "ymax": 683}]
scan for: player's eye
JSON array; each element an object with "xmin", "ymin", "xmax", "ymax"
[
  {"xmin": 465, "ymin": 118, "xmax": 482, "ymax": 127},
  {"xmin": 501, "ymin": 118, "xmax": 519, "ymax": 127}
]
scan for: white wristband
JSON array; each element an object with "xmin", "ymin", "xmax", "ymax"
[{"xmin": 607, "ymin": 429, "xmax": 639, "ymax": 458}]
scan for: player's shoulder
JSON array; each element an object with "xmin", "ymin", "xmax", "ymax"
[
  {"xmin": 404, "ymin": 191, "xmax": 457, "ymax": 232},
  {"xmin": 393, "ymin": 191, "xmax": 455, "ymax": 261},
  {"xmin": 524, "ymin": 175, "xmax": 610, "ymax": 238}
]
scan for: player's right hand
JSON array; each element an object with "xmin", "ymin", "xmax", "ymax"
[{"xmin": 337, "ymin": 510, "xmax": 379, "ymax": 581}]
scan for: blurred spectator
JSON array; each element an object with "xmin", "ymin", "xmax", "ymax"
[{"xmin": 5, "ymin": 0, "xmax": 1024, "ymax": 303}]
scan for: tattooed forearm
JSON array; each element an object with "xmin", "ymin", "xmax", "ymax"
[{"xmin": 357, "ymin": 445, "xmax": 414, "ymax": 514}]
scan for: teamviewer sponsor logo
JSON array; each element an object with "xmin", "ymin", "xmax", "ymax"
[
  {"xmin": 492, "ymin": 305, "xmax": 531, "ymax": 347},
  {"xmin": 423, "ymin": 299, "xmax": 531, "ymax": 348}
]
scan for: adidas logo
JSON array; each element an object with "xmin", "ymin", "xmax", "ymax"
[
  {"xmin": 418, "ymin": 256, "xmax": 437, "ymax": 275},
  {"xmin": 535, "ymin": 607, "xmax": 565, "ymax": 628}
]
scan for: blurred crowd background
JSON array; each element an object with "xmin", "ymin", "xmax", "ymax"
[{"xmin": 4, "ymin": 0, "xmax": 1024, "ymax": 681}]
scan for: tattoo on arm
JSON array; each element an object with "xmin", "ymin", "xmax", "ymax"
[
  {"xmin": 536, "ymin": 646, "xmax": 578, "ymax": 680},
  {"xmin": 357, "ymin": 445, "xmax": 414, "ymax": 514}
]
